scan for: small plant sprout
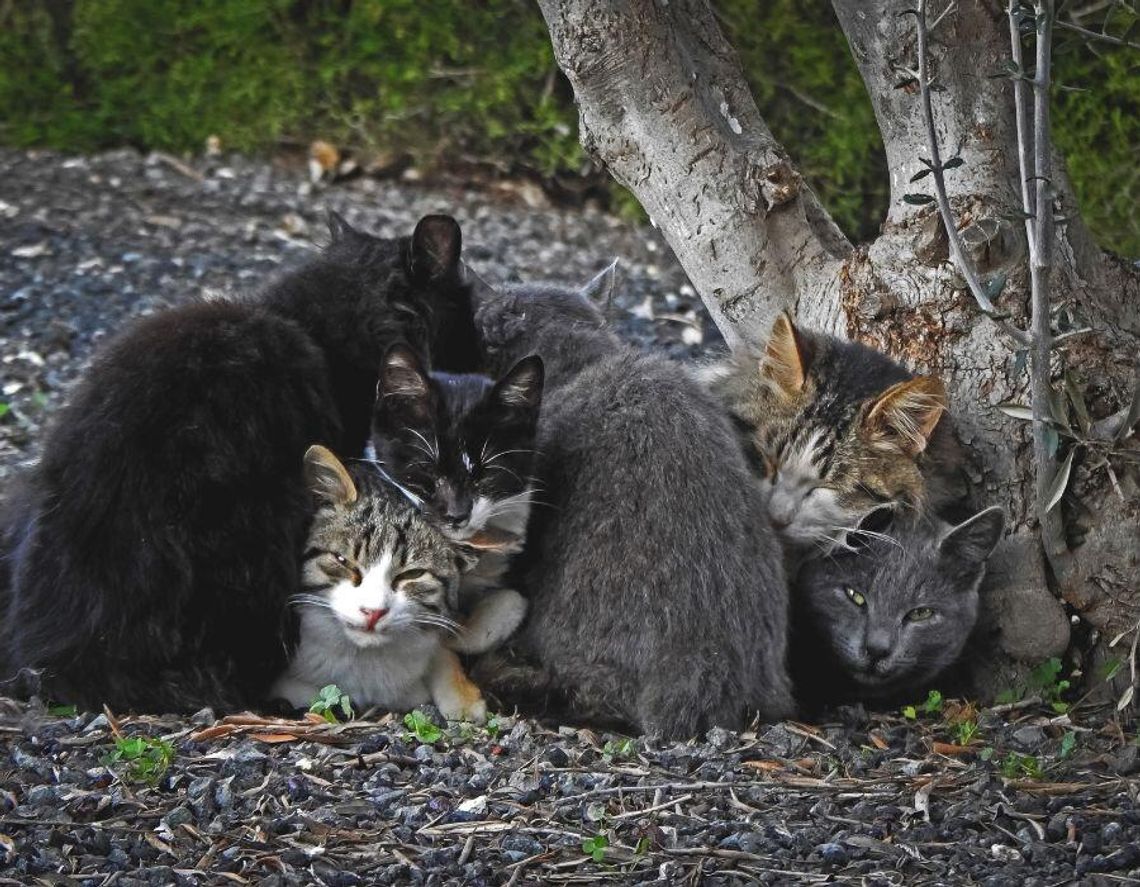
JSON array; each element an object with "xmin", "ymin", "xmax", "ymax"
[
  {"xmin": 954, "ymin": 720, "xmax": 981, "ymax": 746},
  {"xmin": 1000, "ymin": 752, "xmax": 1043, "ymax": 780},
  {"xmin": 403, "ymin": 709, "xmax": 443, "ymax": 744},
  {"xmin": 1029, "ymin": 657, "xmax": 1072, "ymax": 713},
  {"xmin": 103, "ymin": 735, "xmax": 175, "ymax": 785},
  {"xmin": 1060, "ymin": 731, "xmax": 1078, "ymax": 759},
  {"xmin": 582, "ymin": 832, "xmax": 609, "ymax": 863},
  {"xmin": 602, "ymin": 738, "xmax": 636, "ymax": 761},
  {"xmin": 901, "ymin": 689, "xmax": 944, "ymax": 720},
  {"xmin": 309, "ymin": 684, "xmax": 354, "ymax": 723}
]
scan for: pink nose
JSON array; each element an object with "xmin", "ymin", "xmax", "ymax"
[{"xmin": 360, "ymin": 607, "xmax": 388, "ymax": 631}]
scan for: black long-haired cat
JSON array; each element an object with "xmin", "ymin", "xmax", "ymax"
[
  {"xmin": 0, "ymin": 214, "xmax": 479, "ymax": 713},
  {"xmin": 470, "ymin": 267, "xmax": 795, "ymax": 739}
]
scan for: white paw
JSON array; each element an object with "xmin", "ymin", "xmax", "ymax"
[
  {"xmin": 450, "ymin": 588, "xmax": 528, "ymax": 654},
  {"xmin": 438, "ymin": 694, "xmax": 487, "ymax": 725}
]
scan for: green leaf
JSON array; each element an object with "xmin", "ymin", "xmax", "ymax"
[
  {"xmin": 0, "ymin": 403, "xmax": 9, "ymax": 418},
  {"xmin": 942, "ymin": 156, "xmax": 965, "ymax": 170},
  {"xmin": 902, "ymin": 705, "xmax": 917, "ymax": 720},
  {"xmin": 910, "ymin": 168, "xmax": 932, "ymax": 182},
  {"xmin": 979, "ymin": 746, "xmax": 995, "ymax": 761},
  {"xmin": 582, "ymin": 834, "xmax": 608, "ymax": 863},
  {"xmin": 1051, "ymin": 701, "xmax": 1070, "ymax": 714},
  {"xmin": 1100, "ymin": 657, "xmax": 1124, "ymax": 682},
  {"xmin": 48, "ymin": 704, "xmax": 78, "ymax": 717},
  {"xmin": 982, "ymin": 271, "xmax": 1008, "ymax": 302},
  {"xmin": 923, "ymin": 689, "xmax": 944, "ymax": 714},
  {"xmin": 403, "ymin": 710, "xmax": 442, "ymax": 744},
  {"xmin": 903, "ymin": 193, "xmax": 935, "ymax": 205},
  {"xmin": 1060, "ymin": 732, "xmax": 1077, "ymax": 759},
  {"xmin": 1044, "ymin": 448, "xmax": 1076, "ymax": 513}
]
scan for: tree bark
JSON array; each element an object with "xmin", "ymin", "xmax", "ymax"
[{"xmin": 539, "ymin": 0, "xmax": 1140, "ymax": 697}]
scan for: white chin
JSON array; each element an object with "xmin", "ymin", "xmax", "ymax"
[{"xmin": 342, "ymin": 625, "xmax": 389, "ymax": 648}]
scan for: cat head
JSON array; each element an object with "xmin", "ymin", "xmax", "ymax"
[
  {"xmin": 717, "ymin": 312, "xmax": 948, "ymax": 549},
  {"xmin": 299, "ymin": 445, "xmax": 468, "ymax": 648},
  {"xmin": 371, "ymin": 344, "xmax": 544, "ymax": 540},
  {"xmin": 794, "ymin": 506, "xmax": 1004, "ymax": 698},
  {"xmin": 475, "ymin": 264, "xmax": 619, "ymax": 376},
  {"xmin": 313, "ymin": 212, "xmax": 481, "ymax": 373}
]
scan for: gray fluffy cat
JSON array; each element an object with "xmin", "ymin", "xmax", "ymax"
[
  {"xmin": 792, "ymin": 506, "xmax": 1004, "ymax": 707},
  {"xmin": 471, "ymin": 266, "xmax": 794, "ymax": 738}
]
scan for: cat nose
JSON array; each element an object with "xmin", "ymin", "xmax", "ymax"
[
  {"xmin": 360, "ymin": 607, "xmax": 388, "ymax": 631},
  {"xmin": 865, "ymin": 633, "xmax": 891, "ymax": 663},
  {"xmin": 445, "ymin": 506, "xmax": 471, "ymax": 528}
]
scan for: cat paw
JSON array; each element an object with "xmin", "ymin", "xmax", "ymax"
[
  {"xmin": 449, "ymin": 588, "xmax": 528, "ymax": 654},
  {"xmin": 439, "ymin": 695, "xmax": 487, "ymax": 725}
]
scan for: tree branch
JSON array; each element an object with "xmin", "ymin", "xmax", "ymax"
[
  {"xmin": 535, "ymin": 0, "xmax": 851, "ymax": 345},
  {"xmin": 915, "ymin": 0, "xmax": 1030, "ymax": 344},
  {"xmin": 1056, "ymin": 18, "xmax": 1140, "ymax": 50},
  {"xmin": 1008, "ymin": 0, "xmax": 1038, "ymax": 265}
]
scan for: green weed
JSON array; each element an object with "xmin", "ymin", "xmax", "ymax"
[
  {"xmin": 103, "ymin": 735, "xmax": 174, "ymax": 784},
  {"xmin": 309, "ymin": 684, "xmax": 353, "ymax": 723},
  {"xmin": 403, "ymin": 709, "xmax": 442, "ymax": 744}
]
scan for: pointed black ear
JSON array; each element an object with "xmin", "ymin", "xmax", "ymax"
[
  {"xmin": 581, "ymin": 259, "xmax": 619, "ymax": 304},
  {"xmin": 491, "ymin": 355, "xmax": 544, "ymax": 412},
  {"xmin": 939, "ymin": 506, "xmax": 1005, "ymax": 567},
  {"xmin": 409, "ymin": 215, "xmax": 462, "ymax": 282},
  {"xmin": 326, "ymin": 211, "xmax": 355, "ymax": 243},
  {"xmin": 304, "ymin": 445, "xmax": 357, "ymax": 507},
  {"xmin": 843, "ymin": 504, "xmax": 896, "ymax": 551},
  {"xmin": 376, "ymin": 343, "xmax": 434, "ymax": 423}
]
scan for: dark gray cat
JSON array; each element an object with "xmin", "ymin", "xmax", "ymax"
[
  {"xmin": 792, "ymin": 507, "xmax": 1004, "ymax": 707},
  {"xmin": 471, "ymin": 266, "xmax": 794, "ymax": 739}
]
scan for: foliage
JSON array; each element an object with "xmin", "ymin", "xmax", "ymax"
[
  {"xmin": 309, "ymin": 684, "xmax": 354, "ymax": 723},
  {"xmin": 0, "ymin": 0, "xmax": 1134, "ymax": 252},
  {"xmin": 403, "ymin": 709, "xmax": 443, "ymax": 744},
  {"xmin": 102, "ymin": 735, "xmax": 175, "ymax": 784},
  {"xmin": 1028, "ymin": 657, "xmax": 1072, "ymax": 713},
  {"xmin": 581, "ymin": 833, "xmax": 608, "ymax": 863},
  {"xmin": 1000, "ymin": 751, "xmax": 1043, "ymax": 779},
  {"xmin": 902, "ymin": 689, "xmax": 945, "ymax": 719}
]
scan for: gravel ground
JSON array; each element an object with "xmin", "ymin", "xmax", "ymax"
[{"xmin": 1, "ymin": 148, "xmax": 1139, "ymax": 885}]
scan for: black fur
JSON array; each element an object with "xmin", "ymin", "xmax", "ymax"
[
  {"xmin": 0, "ymin": 215, "xmax": 477, "ymax": 713},
  {"xmin": 471, "ymin": 271, "xmax": 795, "ymax": 739}
]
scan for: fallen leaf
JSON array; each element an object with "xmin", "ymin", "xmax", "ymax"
[
  {"xmin": 251, "ymin": 732, "xmax": 302, "ymax": 744},
  {"xmin": 930, "ymin": 741, "xmax": 973, "ymax": 756},
  {"xmin": 868, "ymin": 732, "xmax": 889, "ymax": 750},
  {"xmin": 742, "ymin": 760, "xmax": 783, "ymax": 772},
  {"xmin": 189, "ymin": 725, "xmax": 237, "ymax": 742}
]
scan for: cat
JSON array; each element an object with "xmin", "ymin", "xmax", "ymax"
[
  {"xmin": 0, "ymin": 214, "xmax": 480, "ymax": 713},
  {"xmin": 271, "ymin": 446, "xmax": 510, "ymax": 722},
  {"xmin": 469, "ymin": 265, "xmax": 795, "ymax": 739},
  {"xmin": 370, "ymin": 343, "xmax": 542, "ymax": 653},
  {"xmin": 791, "ymin": 505, "xmax": 1004, "ymax": 708},
  {"xmin": 703, "ymin": 312, "xmax": 968, "ymax": 553}
]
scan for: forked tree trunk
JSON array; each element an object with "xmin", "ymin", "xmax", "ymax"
[{"xmin": 537, "ymin": 0, "xmax": 1140, "ymax": 699}]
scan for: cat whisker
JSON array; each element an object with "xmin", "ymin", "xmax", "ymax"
[
  {"xmin": 407, "ymin": 429, "xmax": 439, "ymax": 462},
  {"xmin": 483, "ymin": 448, "xmax": 535, "ymax": 467}
]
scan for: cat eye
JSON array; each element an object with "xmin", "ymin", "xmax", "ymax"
[
  {"xmin": 844, "ymin": 586, "xmax": 866, "ymax": 607},
  {"xmin": 394, "ymin": 568, "xmax": 439, "ymax": 588},
  {"xmin": 906, "ymin": 607, "xmax": 935, "ymax": 623},
  {"xmin": 334, "ymin": 554, "xmax": 348, "ymax": 566}
]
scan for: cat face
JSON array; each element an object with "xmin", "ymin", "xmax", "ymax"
[
  {"xmin": 719, "ymin": 313, "xmax": 947, "ymax": 549},
  {"xmin": 795, "ymin": 507, "xmax": 1003, "ymax": 697},
  {"xmin": 299, "ymin": 446, "xmax": 465, "ymax": 649},
  {"xmin": 372, "ymin": 344, "xmax": 543, "ymax": 540}
]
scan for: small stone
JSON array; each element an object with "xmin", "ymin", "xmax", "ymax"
[
  {"xmin": 705, "ymin": 726, "xmax": 732, "ymax": 750},
  {"xmin": 162, "ymin": 806, "xmax": 193, "ymax": 828},
  {"xmin": 991, "ymin": 843, "xmax": 1023, "ymax": 863},
  {"xmin": 544, "ymin": 746, "xmax": 569, "ymax": 768},
  {"xmin": 816, "ymin": 842, "xmax": 848, "ymax": 865},
  {"xmin": 1012, "ymin": 726, "xmax": 1046, "ymax": 748}
]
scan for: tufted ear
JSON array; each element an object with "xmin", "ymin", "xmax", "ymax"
[
  {"xmin": 842, "ymin": 504, "xmax": 896, "ymax": 552},
  {"xmin": 939, "ymin": 506, "xmax": 1005, "ymax": 568},
  {"xmin": 409, "ymin": 214, "xmax": 462, "ymax": 282},
  {"xmin": 375, "ymin": 343, "xmax": 434, "ymax": 425},
  {"xmin": 580, "ymin": 259, "xmax": 619, "ymax": 304},
  {"xmin": 304, "ymin": 445, "xmax": 357, "ymax": 507},
  {"xmin": 863, "ymin": 376, "xmax": 947, "ymax": 457},
  {"xmin": 326, "ymin": 210, "xmax": 356, "ymax": 243},
  {"xmin": 490, "ymin": 355, "xmax": 544, "ymax": 413},
  {"xmin": 760, "ymin": 311, "xmax": 813, "ymax": 398}
]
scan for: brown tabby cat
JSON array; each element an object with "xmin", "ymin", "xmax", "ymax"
[{"xmin": 704, "ymin": 311, "xmax": 966, "ymax": 552}]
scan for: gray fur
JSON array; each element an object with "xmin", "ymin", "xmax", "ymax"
[
  {"xmin": 472, "ymin": 274, "xmax": 794, "ymax": 738},
  {"xmin": 793, "ymin": 507, "xmax": 1004, "ymax": 705}
]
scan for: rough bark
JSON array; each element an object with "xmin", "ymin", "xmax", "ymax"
[{"xmin": 539, "ymin": 0, "xmax": 1140, "ymax": 698}]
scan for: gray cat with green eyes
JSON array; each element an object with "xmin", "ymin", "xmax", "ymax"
[{"xmin": 791, "ymin": 507, "xmax": 1004, "ymax": 706}]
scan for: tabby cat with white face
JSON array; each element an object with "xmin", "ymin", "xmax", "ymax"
[
  {"xmin": 705, "ymin": 312, "xmax": 966, "ymax": 553},
  {"xmin": 272, "ymin": 446, "xmax": 519, "ymax": 721}
]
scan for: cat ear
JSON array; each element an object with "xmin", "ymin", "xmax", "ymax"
[
  {"xmin": 409, "ymin": 214, "xmax": 462, "ymax": 282},
  {"xmin": 580, "ymin": 259, "xmax": 619, "ymax": 304},
  {"xmin": 939, "ymin": 506, "xmax": 1005, "ymax": 567},
  {"xmin": 304, "ymin": 445, "xmax": 358, "ymax": 507},
  {"xmin": 491, "ymin": 355, "xmax": 544, "ymax": 412},
  {"xmin": 862, "ymin": 376, "xmax": 947, "ymax": 457},
  {"xmin": 843, "ymin": 504, "xmax": 896, "ymax": 551},
  {"xmin": 376, "ymin": 343, "xmax": 433, "ymax": 421},
  {"xmin": 326, "ymin": 211, "xmax": 356, "ymax": 243},
  {"xmin": 760, "ymin": 311, "xmax": 812, "ymax": 398}
]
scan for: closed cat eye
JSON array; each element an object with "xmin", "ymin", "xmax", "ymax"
[
  {"xmin": 394, "ymin": 568, "xmax": 439, "ymax": 587},
  {"xmin": 324, "ymin": 553, "xmax": 361, "ymax": 586},
  {"xmin": 844, "ymin": 586, "xmax": 866, "ymax": 607},
  {"xmin": 906, "ymin": 607, "xmax": 935, "ymax": 622}
]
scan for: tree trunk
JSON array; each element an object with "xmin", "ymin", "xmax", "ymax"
[{"xmin": 538, "ymin": 0, "xmax": 1140, "ymax": 699}]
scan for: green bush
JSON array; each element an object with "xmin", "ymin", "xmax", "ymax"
[{"xmin": 0, "ymin": 0, "xmax": 1134, "ymax": 253}]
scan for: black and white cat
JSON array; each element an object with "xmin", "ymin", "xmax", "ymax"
[
  {"xmin": 792, "ymin": 507, "xmax": 1005, "ymax": 708},
  {"xmin": 371, "ymin": 343, "xmax": 543, "ymax": 653},
  {"xmin": 0, "ymin": 214, "xmax": 479, "ymax": 713}
]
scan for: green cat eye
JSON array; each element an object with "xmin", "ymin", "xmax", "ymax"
[
  {"xmin": 844, "ymin": 586, "xmax": 866, "ymax": 607},
  {"xmin": 906, "ymin": 607, "xmax": 935, "ymax": 622}
]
